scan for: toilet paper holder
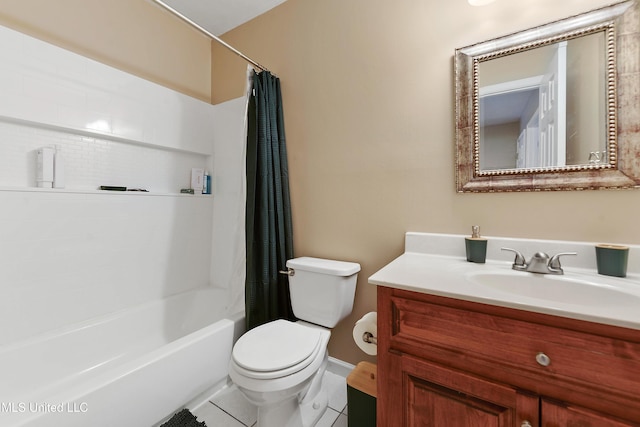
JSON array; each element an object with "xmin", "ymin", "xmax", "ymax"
[
  {"xmin": 362, "ymin": 331, "xmax": 377, "ymax": 345},
  {"xmin": 353, "ymin": 312, "xmax": 377, "ymax": 355}
]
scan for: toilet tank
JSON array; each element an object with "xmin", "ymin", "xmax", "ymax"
[{"xmin": 286, "ymin": 257, "xmax": 360, "ymax": 328}]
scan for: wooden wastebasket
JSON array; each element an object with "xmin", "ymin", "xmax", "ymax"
[{"xmin": 346, "ymin": 361, "xmax": 377, "ymax": 427}]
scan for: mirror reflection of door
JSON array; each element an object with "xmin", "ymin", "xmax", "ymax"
[
  {"xmin": 539, "ymin": 41, "xmax": 567, "ymax": 168},
  {"xmin": 478, "ymin": 32, "xmax": 606, "ymax": 172},
  {"xmin": 480, "ymin": 79, "xmax": 541, "ymax": 170}
]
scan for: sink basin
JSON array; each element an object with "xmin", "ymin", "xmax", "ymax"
[{"xmin": 468, "ymin": 271, "xmax": 639, "ymax": 307}]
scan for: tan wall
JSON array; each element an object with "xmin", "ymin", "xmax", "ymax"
[
  {"xmin": 213, "ymin": 0, "xmax": 640, "ymax": 365},
  {"xmin": 0, "ymin": 0, "xmax": 212, "ymax": 101}
]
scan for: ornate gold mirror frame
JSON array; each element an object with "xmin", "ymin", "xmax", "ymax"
[{"xmin": 455, "ymin": 1, "xmax": 640, "ymax": 192}]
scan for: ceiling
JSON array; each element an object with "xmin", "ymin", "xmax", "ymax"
[
  {"xmin": 480, "ymin": 89, "xmax": 539, "ymax": 127},
  {"xmin": 156, "ymin": 0, "xmax": 287, "ymax": 36}
]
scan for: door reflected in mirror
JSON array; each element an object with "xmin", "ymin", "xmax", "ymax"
[{"xmin": 478, "ymin": 32, "xmax": 607, "ymax": 171}]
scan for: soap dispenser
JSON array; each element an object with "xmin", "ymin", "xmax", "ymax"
[{"xmin": 465, "ymin": 225, "xmax": 488, "ymax": 263}]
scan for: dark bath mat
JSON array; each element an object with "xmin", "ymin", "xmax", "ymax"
[{"xmin": 160, "ymin": 409, "xmax": 206, "ymax": 427}]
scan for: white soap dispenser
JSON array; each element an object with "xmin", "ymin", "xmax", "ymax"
[
  {"xmin": 53, "ymin": 146, "xmax": 65, "ymax": 189},
  {"xmin": 36, "ymin": 147, "xmax": 55, "ymax": 188}
]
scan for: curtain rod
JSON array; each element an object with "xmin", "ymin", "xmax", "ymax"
[{"xmin": 151, "ymin": 0, "xmax": 269, "ymax": 72}]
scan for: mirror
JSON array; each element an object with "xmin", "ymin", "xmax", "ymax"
[
  {"xmin": 479, "ymin": 33, "xmax": 607, "ymax": 171},
  {"xmin": 455, "ymin": 0, "xmax": 640, "ymax": 192}
]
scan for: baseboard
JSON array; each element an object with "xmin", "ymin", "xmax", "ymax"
[
  {"xmin": 184, "ymin": 377, "xmax": 232, "ymax": 413},
  {"xmin": 327, "ymin": 356, "xmax": 355, "ymax": 378}
]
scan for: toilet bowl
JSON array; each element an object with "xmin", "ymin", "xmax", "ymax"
[
  {"xmin": 228, "ymin": 257, "xmax": 360, "ymax": 427},
  {"xmin": 229, "ymin": 320, "xmax": 331, "ymax": 426}
]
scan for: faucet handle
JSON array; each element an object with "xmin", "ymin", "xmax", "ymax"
[
  {"xmin": 548, "ymin": 252, "xmax": 577, "ymax": 273},
  {"xmin": 501, "ymin": 247, "xmax": 527, "ymax": 271}
]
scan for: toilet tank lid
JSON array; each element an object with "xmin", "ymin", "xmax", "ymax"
[{"xmin": 286, "ymin": 257, "xmax": 361, "ymax": 276}]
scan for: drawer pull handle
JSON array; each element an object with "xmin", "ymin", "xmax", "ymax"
[
  {"xmin": 521, "ymin": 422, "xmax": 533, "ymax": 427},
  {"xmin": 535, "ymin": 352, "xmax": 551, "ymax": 367}
]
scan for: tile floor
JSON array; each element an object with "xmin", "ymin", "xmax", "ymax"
[{"xmin": 192, "ymin": 370, "xmax": 349, "ymax": 427}]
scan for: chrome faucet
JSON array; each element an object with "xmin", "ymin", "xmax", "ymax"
[{"xmin": 501, "ymin": 248, "xmax": 577, "ymax": 275}]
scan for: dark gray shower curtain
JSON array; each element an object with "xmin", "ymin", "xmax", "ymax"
[{"xmin": 245, "ymin": 70, "xmax": 295, "ymax": 331}]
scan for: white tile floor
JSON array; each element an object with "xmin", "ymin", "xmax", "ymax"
[{"xmin": 192, "ymin": 370, "xmax": 349, "ymax": 427}]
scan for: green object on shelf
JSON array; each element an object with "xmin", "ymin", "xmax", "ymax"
[{"xmin": 347, "ymin": 362, "xmax": 377, "ymax": 427}]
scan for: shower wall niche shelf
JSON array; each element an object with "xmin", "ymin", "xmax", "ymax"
[
  {"xmin": 0, "ymin": 187, "xmax": 212, "ymax": 198},
  {"xmin": 0, "ymin": 23, "xmax": 217, "ymax": 193}
]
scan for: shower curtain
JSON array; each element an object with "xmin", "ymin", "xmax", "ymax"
[{"xmin": 245, "ymin": 70, "xmax": 295, "ymax": 331}]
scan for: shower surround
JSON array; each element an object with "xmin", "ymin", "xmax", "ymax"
[{"xmin": 0, "ymin": 23, "xmax": 247, "ymax": 426}]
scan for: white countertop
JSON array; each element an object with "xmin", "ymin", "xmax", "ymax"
[{"xmin": 369, "ymin": 233, "xmax": 640, "ymax": 331}]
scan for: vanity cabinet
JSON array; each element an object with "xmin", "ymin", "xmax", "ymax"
[{"xmin": 377, "ymin": 286, "xmax": 640, "ymax": 426}]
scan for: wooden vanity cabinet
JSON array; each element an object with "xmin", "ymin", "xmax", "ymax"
[{"xmin": 377, "ymin": 286, "xmax": 640, "ymax": 427}]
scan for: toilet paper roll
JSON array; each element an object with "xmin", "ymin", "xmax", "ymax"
[{"xmin": 352, "ymin": 312, "xmax": 377, "ymax": 356}]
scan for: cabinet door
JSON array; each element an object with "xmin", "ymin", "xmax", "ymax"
[
  {"xmin": 542, "ymin": 400, "xmax": 637, "ymax": 427},
  {"xmin": 401, "ymin": 355, "xmax": 538, "ymax": 427}
]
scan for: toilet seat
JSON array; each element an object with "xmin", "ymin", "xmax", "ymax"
[{"xmin": 232, "ymin": 320, "xmax": 324, "ymax": 380}]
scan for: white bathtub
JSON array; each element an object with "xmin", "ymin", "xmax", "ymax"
[{"xmin": 0, "ymin": 287, "xmax": 242, "ymax": 427}]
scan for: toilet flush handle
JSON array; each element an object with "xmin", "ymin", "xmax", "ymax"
[{"xmin": 279, "ymin": 268, "xmax": 295, "ymax": 277}]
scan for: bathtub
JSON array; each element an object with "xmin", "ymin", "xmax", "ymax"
[{"xmin": 0, "ymin": 287, "xmax": 242, "ymax": 427}]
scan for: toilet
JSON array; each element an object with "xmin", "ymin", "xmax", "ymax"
[{"xmin": 229, "ymin": 257, "xmax": 360, "ymax": 427}]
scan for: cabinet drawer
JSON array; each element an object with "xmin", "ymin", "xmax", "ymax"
[{"xmin": 389, "ymin": 294, "xmax": 640, "ymax": 403}]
